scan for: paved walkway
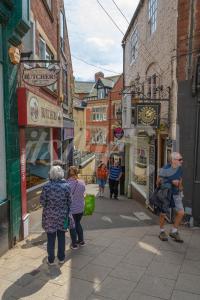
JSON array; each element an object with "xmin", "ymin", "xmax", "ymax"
[{"xmin": 0, "ymin": 185, "xmax": 200, "ymax": 300}]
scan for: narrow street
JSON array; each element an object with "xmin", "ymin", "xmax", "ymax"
[{"xmin": 0, "ymin": 185, "xmax": 200, "ymax": 300}]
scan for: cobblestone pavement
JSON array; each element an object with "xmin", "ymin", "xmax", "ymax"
[{"xmin": 0, "ymin": 185, "xmax": 200, "ymax": 300}]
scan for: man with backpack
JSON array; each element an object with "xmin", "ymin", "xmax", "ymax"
[{"xmin": 157, "ymin": 152, "xmax": 184, "ymax": 243}]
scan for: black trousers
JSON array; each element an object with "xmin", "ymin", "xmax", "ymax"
[
  {"xmin": 70, "ymin": 213, "xmax": 84, "ymax": 246},
  {"xmin": 47, "ymin": 230, "xmax": 65, "ymax": 263},
  {"xmin": 109, "ymin": 179, "xmax": 119, "ymax": 198}
]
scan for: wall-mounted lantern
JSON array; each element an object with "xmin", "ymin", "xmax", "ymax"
[{"xmin": 8, "ymin": 46, "xmax": 21, "ymax": 64}]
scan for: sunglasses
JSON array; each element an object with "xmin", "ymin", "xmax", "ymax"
[{"xmin": 175, "ymin": 158, "xmax": 183, "ymax": 161}]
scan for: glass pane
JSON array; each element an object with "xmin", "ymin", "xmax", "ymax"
[
  {"xmin": 26, "ymin": 128, "xmax": 51, "ymax": 189},
  {"xmin": 39, "ymin": 38, "xmax": 46, "ymax": 60}
]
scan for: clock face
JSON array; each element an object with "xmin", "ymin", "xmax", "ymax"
[{"xmin": 138, "ymin": 106, "xmax": 157, "ymax": 125}]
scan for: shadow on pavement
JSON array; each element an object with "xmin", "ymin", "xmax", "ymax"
[
  {"xmin": 21, "ymin": 232, "xmax": 47, "ymax": 249},
  {"xmin": 1, "ymin": 257, "xmax": 61, "ymax": 300}
]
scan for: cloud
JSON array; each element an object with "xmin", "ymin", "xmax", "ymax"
[
  {"xmin": 86, "ymin": 37, "xmax": 115, "ymax": 52},
  {"xmin": 64, "ymin": 0, "xmax": 140, "ymax": 80}
]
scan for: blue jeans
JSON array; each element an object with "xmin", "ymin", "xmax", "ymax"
[
  {"xmin": 47, "ymin": 230, "xmax": 65, "ymax": 263},
  {"xmin": 70, "ymin": 213, "xmax": 84, "ymax": 246}
]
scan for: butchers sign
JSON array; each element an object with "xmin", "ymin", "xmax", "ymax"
[
  {"xmin": 22, "ymin": 65, "xmax": 60, "ymax": 87},
  {"xmin": 27, "ymin": 93, "xmax": 63, "ymax": 127},
  {"xmin": 18, "ymin": 89, "xmax": 63, "ymax": 128}
]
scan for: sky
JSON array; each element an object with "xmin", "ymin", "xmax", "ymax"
[{"xmin": 64, "ymin": 0, "xmax": 140, "ymax": 81}]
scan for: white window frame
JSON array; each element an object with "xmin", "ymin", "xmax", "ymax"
[
  {"xmin": 46, "ymin": 0, "xmax": 52, "ymax": 11},
  {"xmin": 92, "ymin": 107, "xmax": 107, "ymax": 121},
  {"xmin": 130, "ymin": 27, "xmax": 138, "ymax": 64},
  {"xmin": 60, "ymin": 11, "xmax": 65, "ymax": 50},
  {"xmin": 97, "ymin": 88, "xmax": 105, "ymax": 99},
  {"xmin": 148, "ymin": 0, "xmax": 158, "ymax": 35}
]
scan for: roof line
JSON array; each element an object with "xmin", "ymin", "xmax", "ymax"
[{"xmin": 122, "ymin": 0, "xmax": 144, "ymax": 43}]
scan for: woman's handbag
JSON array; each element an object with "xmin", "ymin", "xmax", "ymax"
[
  {"xmin": 63, "ymin": 213, "xmax": 75, "ymax": 230},
  {"xmin": 84, "ymin": 194, "xmax": 95, "ymax": 216}
]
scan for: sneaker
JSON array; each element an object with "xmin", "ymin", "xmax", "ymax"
[
  {"xmin": 70, "ymin": 244, "xmax": 78, "ymax": 250},
  {"xmin": 169, "ymin": 231, "xmax": 184, "ymax": 243},
  {"xmin": 114, "ymin": 197, "xmax": 119, "ymax": 200},
  {"xmin": 110, "ymin": 194, "xmax": 113, "ymax": 199},
  {"xmin": 78, "ymin": 241, "xmax": 86, "ymax": 247},
  {"xmin": 47, "ymin": 259, "xmax": 55, "ymax": 266},
  {"xmin": 159, "ymin": 231, "xmax": 168, "ymax": 241},
  {"xmin": 58, "ymin": 259, "xmax": 65, "ymax": 264}
]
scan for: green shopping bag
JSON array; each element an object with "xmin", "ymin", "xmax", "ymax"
[{"xmin": 84, "ymin": 194, "xmax": 95, "ymax": 216}]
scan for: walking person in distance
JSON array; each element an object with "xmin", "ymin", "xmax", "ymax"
[
  {"xmin": 96, "ymin": 162, "xmax": 108, "ymax": 198},
  {"xmin": 40, "ymin": 165, "xmax": 71, "ymax": 265},
  {"xmin": 109, "ymin": 160, "xmax": 122, "ymax": 200}
]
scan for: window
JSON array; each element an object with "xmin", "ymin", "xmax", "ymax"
[
  {"xmin": 26, "ymin": 128, "xmax": 51, "ymax": 189},
  {"xmin": 97, "ymin": 88, "xmax": 105, "ymax": 99},
  {"xmin": 39, "ymin": 37, "xmax": 57, "ymax": 93},
  {"xmin": 60, "ymin": 11, "xmax": 65, "ymax": 50},
  {"xmin": 147, "ymin": 74, "xmax": 157, "ymax": 99},
  {"xmin": 148, "ymin": 0, "xmax": 157, "ymax": 35},
  {"xmin": 91, "ymin": 128, "xmax": 107, "ymax": 144},
  {"xmin": 22, "ymin": 20, "xmax": 35, "ymax": 59},
  {"xmin": 63, "ymin": 69, "xmax": 68, "ymax": 105},
  {"xmin": 130, "ymin": 27, "xmax": 138, "ymax": 63},
  {"xmin": 114, "ymin": 103, "xmax": 122, "ymax": 119},
  {"xmin": 92, "ymin": 107, "xmax": 107, "ymax": 121}
]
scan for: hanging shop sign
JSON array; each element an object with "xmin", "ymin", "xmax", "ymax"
[
  {"xmin": 135, "ymin": 103, "xmax": 160, "ymax": 128},
  {"xmin": 113, "ymin": 127, "xmax": 124, "ymax": 139},
  {"xmin": 18, "ymin": 89, "xmax": 63, "ymax": 128},
  {"xmin": 22, "ymin": 65, "xmax": 60, "ymax": 87}
]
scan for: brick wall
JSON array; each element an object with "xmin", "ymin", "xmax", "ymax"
[{"xmin": 177, "ymin": 0, "xmax": 200, "ymax": 81}]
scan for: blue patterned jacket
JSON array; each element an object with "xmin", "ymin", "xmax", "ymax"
[{"xmin": 40, "ymin": 179, "xmax": 71, "ymax": 232}]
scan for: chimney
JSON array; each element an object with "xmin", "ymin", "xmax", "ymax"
[{"xmin": 95, "ymin": 72, "xmax": 104, "ymax": 82}]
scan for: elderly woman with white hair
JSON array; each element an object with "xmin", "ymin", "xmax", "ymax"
[{"xmin": 40, "ymin": 165, "xmax": 71, "ymax": 265}]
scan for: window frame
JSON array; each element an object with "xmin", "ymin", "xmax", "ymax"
[
  {"xmin": 60, "ymin": 10, "xmax": 65, "ymax": 51},
  {"xmin": 92, "ymin": 107, "xmax": 107, "ymax": 121},
  {"xmin": 148, "ymin": 0, "xmax": 158, "ymax": 35},
  {"xmin": 38, "ymin": 37, "xmax": 58, "ymax": 94},
  {"xmin": 130, "ymin": 26, "xmax": 138, "ymax": 64},
  {"xmin": 42, "ymin": 0, "xmax": 54, "ymax": 21}
]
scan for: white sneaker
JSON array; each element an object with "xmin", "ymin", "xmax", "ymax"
[
  {"xmin": 47, "ymin": 259, "xmax": 55, "ymax": 266},
  {"xmin": 58, "ymin": 259, "xmax": 65, "ymax": 264}
]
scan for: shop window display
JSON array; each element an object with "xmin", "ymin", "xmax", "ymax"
[
  {"xmin": 26, "ymin": 128, "xmax": 51, "ymax": 189},
  {"xmin": 132, "ymin": 133, "xmax": 149, "ymax": 194}
]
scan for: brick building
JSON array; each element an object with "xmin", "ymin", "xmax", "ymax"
[
  {"xmin": 17, "ymin": 0, "xmax": 74, "ymax": 236},
  {"xmin": 85, "ymin": 72, "xmax": 123, "ymax": 164},
  {"xmin": 122, "ymin": 0, "xmax": 200, "ymax": 225}
]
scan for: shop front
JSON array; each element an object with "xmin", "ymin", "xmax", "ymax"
[{"xmin": 17, "ymin": 88, "xmax": 63, "ymax": 237}]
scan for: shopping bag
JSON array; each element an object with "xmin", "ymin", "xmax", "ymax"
[
  {"xmin": 84, "ymin": 194, "xmax": 95, "ymax": 216},
  {"xmin": 63, "ymin": 216, "xmax": 69, "ymax": 230}
]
